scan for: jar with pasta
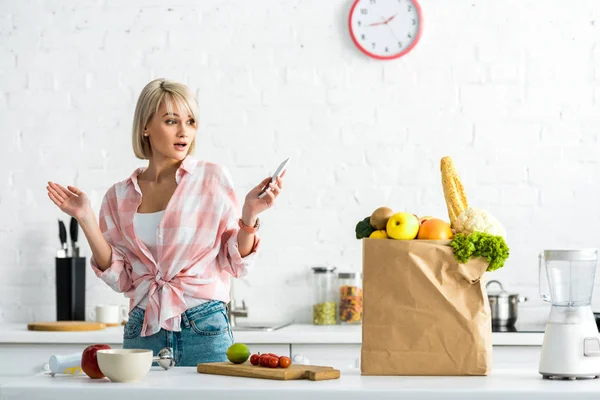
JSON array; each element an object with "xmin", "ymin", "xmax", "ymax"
[
  {"xmin": 338, "ymin": 272, "xmax": 363, "ymax": 325},
  {"xmin": 311, "ymin": 266, "xmax": 337, "ymax": 325}
]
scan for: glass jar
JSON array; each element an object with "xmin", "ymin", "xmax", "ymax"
[
  {"xmin": 311, "ymin": 266, "xmax": 337, "ymax": 325},
  {"xmin": 338, "ymin": 272, "xmax": 363, "ymax": 325}
]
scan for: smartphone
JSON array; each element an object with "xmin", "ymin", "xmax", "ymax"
[{"xmin": 258, "ymin": 157, "xmax": 290, "ymax": 199}]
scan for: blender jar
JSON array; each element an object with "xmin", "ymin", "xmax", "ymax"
[
  {"xmin": 539, "ymin": 249, "xmax": 598, "ymax": 308},
  {"xmin": 311, "ymin": 266, "xmax": 337, "ymax": 325}
]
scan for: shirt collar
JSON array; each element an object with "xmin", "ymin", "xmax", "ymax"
[
  {"xmin": 127, "ymin": 155, "xmax": 198, "ymax": 192},
  {"xmin": 180, "ymin": 155, "xmax": 198, "ymax": 174}
]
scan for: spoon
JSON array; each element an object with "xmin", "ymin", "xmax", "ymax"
[{"xmin": 153, "ymin": 347, "xmax": 176, "ymax": 370}]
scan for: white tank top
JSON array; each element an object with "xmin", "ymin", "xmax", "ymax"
[
  {"xmin": 134, "ymin": 210, "xmax": 164, "ymax": 261},
  {"xmin": 134, "ymin": 210, "xmax": 208, "ymax": 310}
]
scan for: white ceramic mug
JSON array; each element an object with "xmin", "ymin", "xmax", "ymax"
[{"xmin": 88, "ymin": 305, "xmax": 128, "ymax": 325}]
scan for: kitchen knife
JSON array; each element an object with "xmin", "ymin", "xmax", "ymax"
[
  {"xmin": 69, "ymin": 217, "xmax": 79, "ymax": 257},
  {"xmin": 57, "ymin": 220, "xmax": 68, "ymax": 258}
]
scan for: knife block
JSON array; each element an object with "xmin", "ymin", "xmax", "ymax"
[{"xmin": 55, "ymin": 257, "xmax": 86, "ymax": 321}]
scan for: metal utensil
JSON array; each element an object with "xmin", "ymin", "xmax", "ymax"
[
  {"xmin": 57, "ymin": 220, "xmax": 68, "ymax": 258},
  {"xmin": 153, "ymin": 347, "xmax": 175, "ymax": 370},
  {"xmin": 486, "ymin": 280, "xmax": 528, "ymax": 327},
  {"xmin": 69, "ymin": 217, "xmax": 79, "ymax": 257}
]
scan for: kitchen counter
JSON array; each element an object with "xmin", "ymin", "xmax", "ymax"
[
  {"xmin": 1, "ymin": 367, "xmax": 599, "ymax": 400},
  {"xmin": 0, "ymin": 323, "xmax": 545, "ymax": 346}
]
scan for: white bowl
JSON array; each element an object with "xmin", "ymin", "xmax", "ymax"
[{"xmin": 97, "ymin": 349, "xmax": 153, "ymax": 382}]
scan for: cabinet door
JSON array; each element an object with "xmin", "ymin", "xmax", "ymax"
[
  {"xmin": 0, "ymin": 343, "xmax": 289, "ymax": 377},
  {"xmin": 290, "ymin": 345, "xmax": 542, "ymax": 372},
  {"xmin": 246, "ymin": 344, "xmax": 290, "ymax": 358},
  {"xmin": 0, "ymin": 344, "xmax": 107, "ymax": 376},
  {"xmin": 493, "ymin": 346, "xmax": 542, "ymax": 370},
  {"xmin": 291, "ymin": 344, "xmax": 361, "ymax": 370}
]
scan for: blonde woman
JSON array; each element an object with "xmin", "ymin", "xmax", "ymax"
[{"xmin": 46, "ymin": 78, "xmax": 284, "ymax": 366}]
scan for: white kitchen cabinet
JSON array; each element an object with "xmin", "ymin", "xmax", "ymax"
[
  {"xmin": 0, "ymin": 343, "xmax": 289, "ymax": 377},
  {"xmin": 291, "ymin": 344, "xmax": 361, "ymax": 370},
  {"xmin": 245, "ymin": 344, "xmax": 290, "ymax": 358},
  {"xmin": 0, "ymin": 343, "xmax": 119, "ymax": 377},
  {"xmin": 2, "ymin": 343, "xmax": 542, "ymax": 377},
  {"xmin": 0, "ymin": 323, "xmax": 545, "ymax": 377},
  {"xmin": 492, "ymin": 346, "xmax": 542, "ymax": 370},
  {"xmin": 291, "ymin": 344, "xmax": 543, "ymax": 372}
]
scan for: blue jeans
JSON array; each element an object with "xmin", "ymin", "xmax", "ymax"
[{"xmin": 122, "ymin": 300, "xmax": 234, "ymax": 367}]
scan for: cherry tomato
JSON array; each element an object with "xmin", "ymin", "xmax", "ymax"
[
  {"xmin": 279, "ymin": 356, "xmax": 291, "ymax": 368},
  {"xmin": 250, "ymin": 354, "xmax": 260, "ymax": 366},
  {"xmin": 267, "ymin": 356, "xmax": 279, "ymax": 368},
  {"xmin": 259, "ymin": 354, "xmax": 271, "ymax": 367},
  {"xmin": 266, "ymin": 353, "xmax": 279, "ymax": 358}
]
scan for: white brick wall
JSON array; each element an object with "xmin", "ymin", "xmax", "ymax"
[{"xmin": 1, "ymin": 0, "xmax": 600, "ymax": 326}]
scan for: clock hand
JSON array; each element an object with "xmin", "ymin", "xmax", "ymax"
[
  {"xmin": 383, "ymin": 17, "xmax": 401, "ymax": 43},
  {"xmin": 369, "ymin": 14, "xmax": 399, "ymax": 27},
  {"xmin": 384, "ymin": 13, "xmax": 398, "ymax": 24},
  {"xmin": 368, "ymin": 20, "xmax": 386, "ymax": 26}
]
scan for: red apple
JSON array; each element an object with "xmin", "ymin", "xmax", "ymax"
[{"xmin": 81, "ymin": 344, "xmax": 111, "ymax": 379}]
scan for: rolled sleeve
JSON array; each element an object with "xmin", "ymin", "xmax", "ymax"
[
  {"xmin": 90, "ymin": 245, "xmax": 132, "ymax": 293},
  {"xmin": 90, "ymin": 187, "xmax": 134, "ymax": 293},
  {"xmin": 224, "ymin": 229, "xmax": 260, "ymax": 278}
]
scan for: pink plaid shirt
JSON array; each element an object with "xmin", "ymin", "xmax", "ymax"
[{"xmin": 90, "ymin": 156, "xmax": 259, "ymax": 337}]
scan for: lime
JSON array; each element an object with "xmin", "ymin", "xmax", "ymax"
[{"xmin": 226, "ymin": 343, "xmax": 251, "ymax": 364}]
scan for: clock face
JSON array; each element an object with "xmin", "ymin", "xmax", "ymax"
[{"xmin": 348, "ymin": 0, "xmax": 423, "ymax": 60}]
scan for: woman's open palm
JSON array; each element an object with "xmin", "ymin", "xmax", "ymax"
[{"xmin": 46, "ymin": 182, "xmax": 91, "ymax": 221}]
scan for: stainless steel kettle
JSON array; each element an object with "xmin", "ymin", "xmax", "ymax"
[{"xmin": 486, "ymin": 280, "xmax": 528, "ymax": 326}]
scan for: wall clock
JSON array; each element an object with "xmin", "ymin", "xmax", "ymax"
[{"xmin": 348, "ymin": 0, "xmax": 423, "ymax": 60}]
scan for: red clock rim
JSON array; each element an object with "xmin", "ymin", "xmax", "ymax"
[{"xmin": 347, "ymin": 0, "xmax": 423, "ymax": 60}]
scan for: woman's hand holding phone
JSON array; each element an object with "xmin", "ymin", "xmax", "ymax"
[
  {"xmin": 241, "ymin": 157, "xmax": 289, "ymax": 223},
  {"xmin": 258, "ymin": 157, "xmax": 290, "ymax": 199}
]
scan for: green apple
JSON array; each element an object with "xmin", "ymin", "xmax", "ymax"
[
  {"xmin": 386, "ymin": 212, "xmax": 420, "ymax": 240},
  {"xmin": 226, "ymin": 343, "xmax": 250, "ymax": 364}
]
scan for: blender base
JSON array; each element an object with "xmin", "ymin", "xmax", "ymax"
[{"xmin": 541, "ymin": 373, "xmax": 600, "ymax": 380}]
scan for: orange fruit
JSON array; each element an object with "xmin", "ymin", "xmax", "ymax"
[
  {"xmin": 416, "ymin": 218, "xmax": 453, "ymax": 240},
  {"xmin": 419, "ymin": 215, "xmax": 434, "ymax": 225}
]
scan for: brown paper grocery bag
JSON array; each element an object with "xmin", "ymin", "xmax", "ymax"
[{"xmin": 360, "ymin": 238, "xmax": 492, "ymax": 376}]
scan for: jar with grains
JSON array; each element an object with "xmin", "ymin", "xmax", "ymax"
[
  {"xmin": 311, "ymin": 266, "xmax": 337, "ymax": 325},
  {"xmin": 338, "ymin": 272, "xmax": 362, "ymax": 325}
]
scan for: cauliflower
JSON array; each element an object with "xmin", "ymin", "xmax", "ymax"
[{"xmin": 454, "ymin": 207, "xmax": 506, "ymax": 238}]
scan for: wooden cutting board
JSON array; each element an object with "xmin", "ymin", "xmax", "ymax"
[
  {"xmin": 197, "ymin": 362, "xmax": 341, "ymax": 381},
  {"xmin": 27, "ymin": 321, "xmax": 106, "ymax": 331}
]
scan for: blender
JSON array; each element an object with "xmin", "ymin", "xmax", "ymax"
[{"xmin": 538, "ymin": 249, "xmax": 600, "ymax": 379}]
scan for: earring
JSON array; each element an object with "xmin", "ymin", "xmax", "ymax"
[{"xmin": 144, "ymin": 133, "xmax": 149, "ymax": 137}]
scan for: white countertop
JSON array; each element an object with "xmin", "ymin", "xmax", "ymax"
[
  {"xmin": 0, "ymin": 323, "xmax": 545, "ymax": 346},
  {"xmin": 1, "ymin": 367, "xmax": 598, "ymax": 400}
]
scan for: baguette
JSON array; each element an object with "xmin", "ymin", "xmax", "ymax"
[{"xmin": 440, "ymin": 156, "xmax": 469, "ymax": 228}]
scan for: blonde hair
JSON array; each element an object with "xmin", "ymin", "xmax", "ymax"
[{"xmin": 132, "ymin": 78, "xmax": 198, "ymax": 160}]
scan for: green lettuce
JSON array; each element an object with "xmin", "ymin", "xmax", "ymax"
[{"xmin": 450, "ymin": 231, "xmax": 509, "ymax": 272}]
